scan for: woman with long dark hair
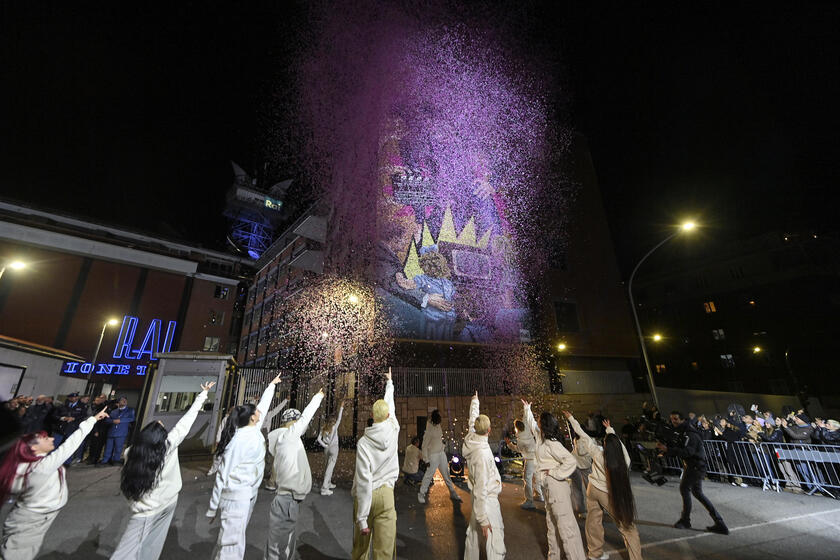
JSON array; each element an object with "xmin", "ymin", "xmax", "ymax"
[
  {"xmin": 564, "ymin": 411, "xmax": 641, "ymax": 560},
  {"xmin": 206, "ymin": 374, "xmax": 282, "ymax": 560},
  {"xmin": 110, "ymin": 381, "xmax": 215, "ymax": 560},
  {"xmin": 522, "ymin": 400, "xmax": 586, "ymax": 560},
  {"xmin": 0, "ymin": 406, "xmax": 108, "ymax": 559},
  {"xmin": 417, "ymin": 408, "xmax": 461, "ymax": 504}
]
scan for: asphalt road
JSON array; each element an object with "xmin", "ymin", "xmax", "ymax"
[{"xmin": 4, "ymin": 451, "xmax": 839, "ymax": 559}]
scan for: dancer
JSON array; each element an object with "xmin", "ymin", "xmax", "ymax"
[
  {"xmin": 316, "ymin": 400, "xmax": 345, "ymax": 495},
  {"xmin": 111, "ymin": 381, "xmax": 216, "ymax": 560},
  {"xmin": 522, "ymin": 399, "xmax": 586, "ymax": 560},
  {"xmin": 206, "ymin": 374, "xmax": 282, "ymax": 560},
  {"xmin": 351, "ymin": 368, "xmax": 399, "ymax": 560},
  {"xmin": 262, "ymin": 397, "xmax": 289, "ymax": 491},
  {"xmin": 263, "ymin": 388, "xmax": 324, "ymax": 560},
  {"xmin": 0, "ymin": 406, "xmax": 109, "ymax": 559},
  {"xmin": 564, "ymin": 411, "xmax": 642, "ymax": 560},
  {"xmin": 504, "ymin": 418, "xmax": 544, "ymax": 510},
  {"xmin": 463, "ymin": 391, "xmax": 505, "ymax": 560},
  {"xmin": 418, "ymin": 408, "xmax": 461, "ymax": 504},
  {"xmin": 207, "ymin": 405, "xmax": 234, "ymax": 476}
]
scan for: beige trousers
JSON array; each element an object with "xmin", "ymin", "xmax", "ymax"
[
  {"xmin": 352, "ymin": 486, "xmax": 397, "ymax": 560},
  {"xmin": 584, "ymin": 484, "xmax": 642, "ymax": 560},
  {"xmin": 0, "ymin": 506, "xmax": 59, "ymax": 560},
  {"xmin": 212, "ymin": 493, "xmax": 258, "ymax": 560},
  {"xmin": 464, "ymin": 494, "xmax": 505, "ymax": 560},
  {"xmin": 542, "ymin": 476, "xmax": 586, "ymax": 560}
]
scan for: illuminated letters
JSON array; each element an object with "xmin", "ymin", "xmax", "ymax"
[{"xmin": 112, "ymin": 315, "xmax": 177, "ymax": 361}]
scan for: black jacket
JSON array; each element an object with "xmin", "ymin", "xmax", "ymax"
[
  {"xmin": 52, "ymin": 400, "xmax": 89, "ymax": 436},
  {"xmin": 816, "ymin": 427, "xmax": 840, "ymax": 444},
  {"xmin": 666, "ymin": 421, "xmax": 707, "ymax": 470},
  {"xmin": 22, "ymin": 402, "xmax": 52, "ymax": 433}
]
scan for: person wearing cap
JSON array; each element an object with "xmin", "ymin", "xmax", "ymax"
[
  {"xmin": 463, "ymin": 391, "xmax": 506, "ymax": 560},
  {"xmin": 50, "ymin": 392, "xmax": 89, "ymax": 465},
  {"xmin": 780, "ymin": 413, "xmax": 819, "ymax": 493},
  {"xmin": 351, "ymin": 368, "xmax": 400, "ymax": 560},
  {"xmin": 263, "ymin": 388, "xmax": 324, "ymax": 560},
  {"xmin": 100, "ymin": 396, "xmax": 135, "ymax": 466},
  {"xmin": 261, "ymin": 397, "xmax": 289, "ymax": 491}
]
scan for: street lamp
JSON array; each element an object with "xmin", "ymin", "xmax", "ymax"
[
  {"xmin": 652, "ymin": 333, "xmax": 663, "ymax": 342},
  {"xmin": 752, "ymin": 346, "xmax": 762, "ymax": 354},
  {"xmin": 556, "ymin": 342, "xmax": 567, "ymax": 352},
  {"xmin": 628, "ymin": 221, "xmax": 698, "ymax": 409},
  {"xmin": 86, "ymin": 318, "xmax": 120, "ymax": 395},
  {"xmin": 0, "ymin": 260, "xmax": 26, "ymax": 281}
]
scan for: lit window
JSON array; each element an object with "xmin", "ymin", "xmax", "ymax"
[
  {"xmin": 214, "ymin": 285, "xmax": 230, "ymax": 300},
  {"xmin": 690, "ymin": 361, "xmax": 700, "ymax": 371},
  {"xmin": 203, "ymin": 336, "xmax": 220, "ymax": 352},
  {"xmin": 720, "ymin": 354, "xmax": 735, "ymax": 368},
  {"xmin": 712, "ymin": 328, "xmax": 725, "ymax": 340},
  {"xmin": 704, "ymin": 301, "xmax": 717, "ymax": 313},
  {"xmin": 655, "ymin": 364, "xmax": 667, "ymax": 374}
]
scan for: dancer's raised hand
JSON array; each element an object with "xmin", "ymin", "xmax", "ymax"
[
  {"xmin": 270, "ymin": 374, "xmax": 282, "ymax": 385},
  {"xmin": 521, "ymin": 398, "xmax": 531, "ymax": 408},
  {"xmin": 201, "ymin": 381, "xmax": 216, "ymax": 392},
  {"xmin": 385, "ymin": 367, "xmax": 392, "ymax": 381},
  {"xmin": 94, "ymin": 407, "xmax": 110, "ymax": 421}
]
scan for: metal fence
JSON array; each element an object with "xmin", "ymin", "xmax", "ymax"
[{"xmin": 638, "ymin": 439, "xmax": 839, "ymax": 499}]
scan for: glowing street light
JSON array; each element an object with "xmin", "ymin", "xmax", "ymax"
[
  {"xmin": 0, "ymin": 260, "xmax": 26, "ymax": 281},
  {"xmin": 556, "ymin": 342, "xmax": 567, "ymax": 352},
  {"xmin": 753, "ymin": 346, "xmax": 762, "ymax": 354},
  {"xmin": 628, "ymin": 220, "xmax": 700, "ymax": 409},
  {"xmin": 87, "ymin": 318, "xmax": 121, "ymax": 395},
  {"xmin": 652, "ymin": 333, "xmax": 663, "ymax": 342}
]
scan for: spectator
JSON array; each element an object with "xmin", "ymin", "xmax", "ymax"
[
  {"xmin": 780, "ymin": 413, "xmax": 818, "ymax": 493},
  {"xmin": 86, "ymin": 395, "xmax": 110, "ymax": 465},
  {"xmin": 100, "ymin": 396, "xmax": 135, "ymax": 466},
  {"xmin": 51, "ymin": 392, "xmax": 88, "ymax": 466},
  {"xmin": 21, "ymin": 395, "xmax": 52, "ymax": 434},
  {"xmin": 402, "ymin": 437, "xmax": 425, "ymax": 486},
  {"xmin": 816, "ymin": 419, "xmax": 840, "ymax": 444}
]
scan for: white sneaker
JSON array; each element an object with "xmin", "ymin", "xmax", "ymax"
[
  {"xmin": 534, "ymin": 494, "xmax": 544, "ymax": 502},
  {"xmin": 587, "ymin": 553, "xmax": 610, "ymax": 560},
  {"xmin": 320, "ymin": 488, "xmax": 334, "ymax": 496},
  {"xmin": 418, "ymin": 493, "xmax": 426, "ymax": 504},
  {"xmin": 327, "ymin": 482, "xmax": 336, "ymax": 489}
]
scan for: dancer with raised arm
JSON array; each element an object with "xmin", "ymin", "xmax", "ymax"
[
  {"xmin": 0, "ymin": 406, "xmax": 109, "ymax": 560},
  {"xmin": 462, "ymin": 391, "xmax": 505, "ymax": 560},
  {"xmin": 351, "ymin": 368, "xmax": 400, "ymax": 560},
  {"xmin": 505, "ymin": 418, "xmax": 544, "ymax": 509},
  {"xmin": 263, "ymin": 388, "xmax": 325, "ymax": 560},
  {"xmin": 418, "ymin": 408, "xmax": 462, "ymax": 504},
  {"xmin": 316, "ymin": 400, "xmax": 345, "ymax": 495},
  {"xmin": 206, "ymin": 374, "xmax": 281, "ymax": 560},
  {"xmin": 564, "ymin": 411, "xmax": 642, "ymax": 560},
  {"xmin": 111, "ymin": 381, "xmax": 216, "ymax": 560},
  {"xmin": 522, "ymin": 399, "xmax": 586, "ymax": 560}
]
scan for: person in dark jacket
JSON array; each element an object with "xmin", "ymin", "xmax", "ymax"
[
  {"xmin": 781, "ymin": 413, "xmax": 819, "ymax": 493},
  {"xmin": 100, "ymin": 396, "xmax": 135, "ymax": 465},
  {"xmin": 21, "ymin": 395, "xmax": 52, "ymax": 434},
  {"xmin": 84, "ymin": 394, "xmax": 110, "ymax": 464},
  {"xmin": 658, "ymin": 411, "xmax": 728, "ymax": 535},
  {"xmin": 51, "ymin": 393, "xmax": 89, "ymax": 465}
]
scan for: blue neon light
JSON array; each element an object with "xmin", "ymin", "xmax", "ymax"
[{"xmin": 112, "ymin": 315, "xmax": 176, "ymax": 361}]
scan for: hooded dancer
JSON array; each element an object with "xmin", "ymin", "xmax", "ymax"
[
  {"xmin": 206, "ymin": 375, "xmax": 282, "ymax": 560},
  {"xmin": 261, "ymin": 398, "xmax": 289, "ymax": 491},
  {"xmin": 522, "ymin": 400, "xmax": 586, "ymax": 560},
  {"xmin": 564, "ymin": 411, "xmax": 642, "ymax": 560},
  {"xmin": 0, "ymin": 407, "xmax": 109, "ymax": 560},
  {"xmin": 316, "ymin": 401, "xmax": 345, "ymax": 495},
  {"xmin": 418, "ymin": 408, "xmax": 462, "ymax": 504},
  {"xmin": 111, "ymin": 382, "xmax": 216, "ymax": 560},
  {"xmin": 462, "ymin": 391, "xmax": 505, "ymax": 560},
  {"xmin": 505, "ymin": 419, "xmax": 544, "ymax": 510},
  {"xmin": 264, "ymin": 389, "xmax": 325, "ymax": 560},
  {"xmin": 351, "ymin": 368, "xmax": 400, "ymax": 560}
]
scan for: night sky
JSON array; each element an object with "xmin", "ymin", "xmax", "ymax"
[{"xmin": 1, "ymin": 2, "xmax": 838, "ymax": 273}]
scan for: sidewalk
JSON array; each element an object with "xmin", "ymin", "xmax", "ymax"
[{"xmin": 3, "ymin": 450, "xmax": 840, "ymax": 559}]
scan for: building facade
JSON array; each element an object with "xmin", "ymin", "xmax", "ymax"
[
  {"xmin": 0, "ymin": 201, "xmax": 250, "ymax": 402},
  {"xmin": 633, "ymin": 230, "xmax": 840, "ymax": 413}
]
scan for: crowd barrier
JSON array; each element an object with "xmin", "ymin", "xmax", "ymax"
[{"xmin": 632, "ymin": 438, "xmax": 840, "ymax": 499}]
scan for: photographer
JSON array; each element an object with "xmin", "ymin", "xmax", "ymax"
[{"xmin": 656, "ymin": 411, "xmax": 728, "ymax": 535}]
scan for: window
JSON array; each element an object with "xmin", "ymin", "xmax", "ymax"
[
  {"xmin": 712, "ymin": 328, "xmax": 725, "ymax": 341},
  {"xmin": 155, "ymin": 375, "xmax": 217, "ymax": 413},
  {"xmin": 704, "ymin": 301, "xmax": 717, "ymax": 313},
  {"xmin": 655, "ymin": 364, "xmax": 666, "ymax": 374},
  {"xmin": 720, "ymin": 354, "xmax": 735, "ymax": 368},
  {"xmin": 214, "ymin": 285, "xmax": 230, "ymax": 300},
  {"xmin": 553, "ymin": 301, "xmax": 580, "ymax": 333},
  {"xmin": 690, "ymin": 361, "xmax": 700, "ymax": 371},
  {"xmin": 203, "ymin": 336, "xmax": 220, "ymax": 352},
  {"xmin": 248, "ymin": 286, "xmax": 256, "ymax": 302},
  {"xmin": 208, "ymin": 310, "xmax": 225, "ymax": 325},
  {"xmin": 228, "ymin": 341, "xmax": 238, "ymax": 354}
]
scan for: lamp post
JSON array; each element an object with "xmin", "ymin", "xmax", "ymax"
[
  {"xmin": 86, "ymin": 318, "xmax": 120, "ymax": 395},
  {"xmin": 0, "ymin": 260, "xmax": 26, "ymax": 281},
  {"xmin": 628, "ymin": 221, "xmax": 696, "ymax": 410}
]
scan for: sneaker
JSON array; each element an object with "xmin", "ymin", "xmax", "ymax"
[
  {"xmin": 706, "ymin": 521, "xmax": 729, "ymax": 535},
  {"xmin": 739, "ymin": 482, "xmax": 748, "ymax": 488},
  {"xmin": 320, "ymin": 488, "xmax": 334, "ymax": 496},
  {"xmin": 534, "ymin": 494, "xmax": 544, "ymax": 502},
  {"xmin": 327, "ymin": 483, "xmax": 336, "ymax": 489},
  {"xmin": 418, "ymin": 493, "xmax": 426, "ymax": 504},
  {"xmin": 674, "ymin": 519, "xmax": 691, "ymax": 530},
  {"xmin": 520, "ymin": 501, "xmax": 536, "ymax": 510},
  {"xmin": 450, "ymin": 492, "xmax": 462, "ymax": 502},
  {"xmin": 587, "ymin": 553, "xmax": 610, "ymax": 560},
  {"xmin": 264, "ymin": 485, "xmax": 277, "ymax": 492}
]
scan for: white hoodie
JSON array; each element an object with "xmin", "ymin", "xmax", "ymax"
[
  {"xmin": 512, "ymin": 424, "xmax": 537, "ymax": 460},
  {"xmin": 267, "ymin": 392, "xmax": 323, "ymax": 500},
  {"xmin": 567, "ymin": 415, "xmax": 630, "ymax": 494},
  {"xmin": 523, "ymin": 404, "xmax": 577, "ymax": 482},
  {"xmin": 207, "ymin": 382, "xmax": 276, "ymax": 515},
  {"xmin": 316, "ymin": 404, "xmax": 344, "ymax": 455},
  {"xmin": 10, "ymin": 416, "xmax": 97, "ymax": 514},
  {"xmin": 127, "ymin": 390, "xmax": 208, "ymax": 516},
  {"xmin": 421, "ymin": 419, "xmax": 445, "ymax": 457},
  {"xmin": 352, "ymin": 380, "xmax": 399, "ymax": 530},
  {"xmin": 461, "ymin": 395, "xmax": 502, "ymax": 527}
]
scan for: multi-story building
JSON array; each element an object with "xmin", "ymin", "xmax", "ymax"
[
  {"xmin": 0, "ymin": 200, "xmax": 250, "ymax": 403},
  {"xmin": 633, "ymin": 230, "xmax": 840, "ymax": 413}
]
